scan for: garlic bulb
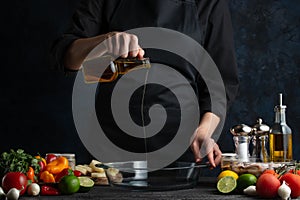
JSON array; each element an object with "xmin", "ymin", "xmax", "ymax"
[
  {"xmin": 27, "ymin": 183, "xmax": 40, "ymax": 196},
  {"xmin": 278, "ymin": 181, "xmax": 291, "ymax": 200}
]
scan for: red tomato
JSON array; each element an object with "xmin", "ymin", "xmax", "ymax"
[
  {"xmin": 45, "ymin": 154, "xmax": 57, "ymax": 164},
  {"xmin": 262, "ymin": 169, "xmax": 279, "ymax": 178},
  {"xmin": 2, "ymin": 172, "xmax": 28, "ymax": 195},
  {"xmin": 288, "ymin": 169, "xmax": 300, "ymax": 176},
  {"xmin": 280, "ymin": 173, "xmax": 300, "ymax": 198},
  {"xmin": 256, "ymin": 173, "xmax": 280, "ymax": 198}
]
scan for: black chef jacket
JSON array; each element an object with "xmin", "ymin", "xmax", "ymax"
[{"xmin": 51, "ymin": 0, "xmax": 239, "ymax": 159}]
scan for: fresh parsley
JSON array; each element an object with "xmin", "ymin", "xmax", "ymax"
[{"xmin": 0, "ymin": 149, "xmax": 40, "ymax": 175}]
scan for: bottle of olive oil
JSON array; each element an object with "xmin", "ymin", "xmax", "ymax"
[{"xmin": 269, "ymin": 93, "xmax": 293, "ymax": 162}]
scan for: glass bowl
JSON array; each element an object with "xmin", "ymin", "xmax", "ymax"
[{"xmin": 98, "ymin": 161, "xmax": 208, "ymax": 191}]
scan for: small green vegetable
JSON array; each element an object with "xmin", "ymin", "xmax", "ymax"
[{"xmin": 0, "ymin": 149, "xmax": 40, "ymax": 175}]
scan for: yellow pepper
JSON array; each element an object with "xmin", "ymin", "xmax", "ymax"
[
  {"xmin": 40, "ymin": 171, "xmax": 56, "ymax": 183},
  {"xmin": 45, "ymin": 156, "xmax": 69, "ymax": 175}
]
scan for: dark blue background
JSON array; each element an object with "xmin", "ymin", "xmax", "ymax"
[
  {"xmin": 219, "ymin": 0, "xmax": 300, "ymax": 158},
  {"xmin": 0, "ymin": 0, "xmax": 299, "ymax": 170}
]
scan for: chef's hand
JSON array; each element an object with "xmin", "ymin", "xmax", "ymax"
[
  {"xmin": 104, "ymin": 32, "xmax": 145, "ymax": 59},
  {"xmin": 65, "ymin": 32, "xmax": 145, "ymax": 70},
  {"xmin": 190, "ymin": 112, "xmax": 222, "ymax": 168}
]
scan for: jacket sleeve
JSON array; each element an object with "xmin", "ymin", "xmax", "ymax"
[
  {"xmin": 199, "ymin": 0, "xmax": 239, "ymax": 117},
  {"xmin": 50, "ymin": 0, "xmax": 105, "ymax": 72}
]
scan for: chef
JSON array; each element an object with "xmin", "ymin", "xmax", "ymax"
[{"xmin": 51, "ymin": 0, "xmax": 239, "ymax": 168}]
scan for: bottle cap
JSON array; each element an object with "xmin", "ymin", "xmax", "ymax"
[{"xmin": 275, "ymin": 93, "xmax": 287, "ymax": 111}]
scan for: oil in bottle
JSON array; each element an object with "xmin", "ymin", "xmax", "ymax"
[{"xmin": 269, "ymin": 93, "xmax": 293, "ymax": 162}]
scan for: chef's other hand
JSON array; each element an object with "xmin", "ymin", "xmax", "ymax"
[
  {"xmin": 193, "ymin": 138, "xmax": 222, "ymax": 168},
  {"xmin": 105, "ymin": 32, "xmax": 145, "ymax": 59},
  {"xmin": 190, "ymin": 112, "xmax": 222, "ymax": 168}
]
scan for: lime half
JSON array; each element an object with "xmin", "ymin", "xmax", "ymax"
[
  {"xmin": 217, "ymin": 176, "xmax": 237, "ymax": 194},
  {"xmin": 78, "ymin": 176, "xmax": 95, "ymax": 193}
]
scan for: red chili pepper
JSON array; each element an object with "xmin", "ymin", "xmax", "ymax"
[
  {"xmin": 40, "ymin": 185, "xmax": 60, "ymax": 196},
  {"xmin": 55, "ymin": 168, "xmax": 74, "ymax": 182},
  {"xmin": 45, "ymin": 154, "xmax": 58, "ymax": 164},
  {"xmin": 73, "ymin": 170, "xmax": 82, "ymax": 177},
  {"xmin": 35, "ymin": 156, "xmax": 47, "ymax": 176}
]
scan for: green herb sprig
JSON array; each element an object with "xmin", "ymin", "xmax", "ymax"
[{"xmin": 0, "ymin": 149, "xmax": 40, "ymax": 175}]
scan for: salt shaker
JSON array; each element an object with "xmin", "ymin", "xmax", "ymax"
[{"xmin": 230, "ymin": 124, "xmax": 252, "ymax": 162}]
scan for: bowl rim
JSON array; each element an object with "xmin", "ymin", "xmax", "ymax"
[{"xmin": 99, "ymin": 160, "xmax": 209, "ymax": 172}]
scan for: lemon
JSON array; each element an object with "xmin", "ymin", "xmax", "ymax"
[
  {"xmin": 58, "ymin": 175, "xmax": 80, "ymax": 194},
  {"xmin": 236, "ymin": 173, "xmax": 257, "ymax": 192},
  {"xmin": 217, "ymin": 170, "xmax": 239, "ymax": 181},
  {"xmin": 217, "ymin": 176, "xmax": 237, "ymax": 194},
  {"xmin": 78, "ymin": 176, "xmax": 94, "ymax": 193}
]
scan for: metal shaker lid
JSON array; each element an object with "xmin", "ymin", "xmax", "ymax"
[
  {"xmin": 252, "ymin": 118, "xmax": 270, "ymax": 135},
  {"xmin": 230, "ymin": 124, "xmax": 252, "ymax": 136}
]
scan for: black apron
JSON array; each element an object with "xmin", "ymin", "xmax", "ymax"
[{"xmin": 95, "ymin": 0, "xmax": 205, "ymax": 162}]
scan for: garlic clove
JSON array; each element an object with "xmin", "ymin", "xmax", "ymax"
[
  {"xmin": 243, "ymin": 185, "xmax": 258, "ymax": 196},
  {"xmin": 278, "ymin": 181, "xmax": 291, "ymax": 200},
  {"xmin": 6, "ymin": 188, "xmax": 20, "ymax": 200},
  {"xmin": 0, "ymin": 187, "xmax": 5, "ymax": 197}
]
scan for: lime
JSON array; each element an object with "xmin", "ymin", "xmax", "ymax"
[
  {"xmin": 217, "ymin": 176, "xmax": 237, "ymax": 194},
  {"xmin": 217, "ymin": 170, "xmax": 239, "ymax": 181},
  {"xmin": 58, "ymin": 175, "xmax": 80, "ymax": 194},
  {"xmin": 236, "ymin": 173, "xmax": 257, "ymax": 192},
  {"xmin": 78, "ymin": 176, "xmax": 94, "ymax": 193}
]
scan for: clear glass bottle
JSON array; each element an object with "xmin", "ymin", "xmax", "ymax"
[{"xmin": 269, "ymin": 93, "xmax": 293, "ymax": 162}]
